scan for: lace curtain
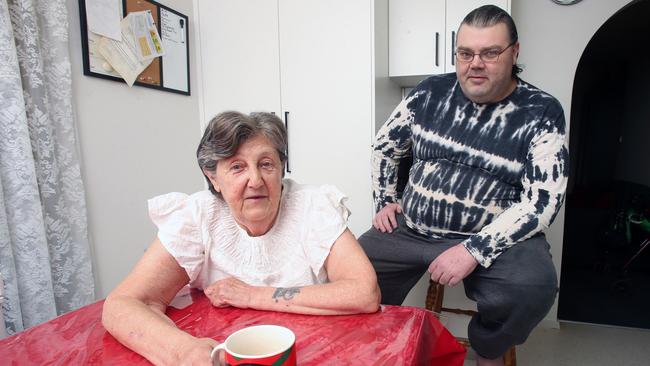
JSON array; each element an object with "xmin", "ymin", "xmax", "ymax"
[{"xmin": 0, "ymin": 0, "xmax": 94, "ymax": 335}]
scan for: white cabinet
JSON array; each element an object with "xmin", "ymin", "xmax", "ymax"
[
  {"xmin": 389, "ymin": 0, "xmax": 446, "ymax": 78},
  {"xmin": 196, "ymin": 0, "xmax": 281, "ymax": 115},
  {"xmin": 389, "ymin": 0, "xmax": 510, "ymax": 85},
  {"xmin": 196, "ymin": 0, "xmax": 400, "ymax": 236}
]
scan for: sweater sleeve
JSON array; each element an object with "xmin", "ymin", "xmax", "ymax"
[
  {"xmin": 371, "ymin": 92, "xmax": 417, "ymax": 212},
  {"xmin": 462, "ymin": 111, "xmax": 569, "ymax": 268}
]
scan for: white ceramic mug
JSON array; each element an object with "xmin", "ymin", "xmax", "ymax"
[{"xmin": 210, "ymin": 325, "xmax": 296, "ymax": 366}]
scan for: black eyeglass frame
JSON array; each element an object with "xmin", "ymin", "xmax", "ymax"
[{"xmin": 455, "ymin": 43, "xmax": 515, "ymax": 63}]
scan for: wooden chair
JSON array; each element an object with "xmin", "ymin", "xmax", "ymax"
[{"xmin": 425, "ymin": 279, "xmax": 516, "ymax": 366}]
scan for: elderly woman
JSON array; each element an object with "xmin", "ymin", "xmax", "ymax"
[{"xmin": 102, "ymin": 111, "xmax": 380, "ymax": 365}]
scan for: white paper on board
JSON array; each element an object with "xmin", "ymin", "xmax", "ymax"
[
  {"xmin": 86, "ymin": 0, "xmax": 121, "ymax": 41},
  {"xmin": 160, "ymin": 8, "xmax": 188, "ymax": 92}
]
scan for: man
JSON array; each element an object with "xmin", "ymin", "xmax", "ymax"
[{"xmin": 359, "ymin": 5, "xmax": 568, "ymax": 366}]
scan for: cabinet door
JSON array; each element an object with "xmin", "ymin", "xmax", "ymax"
[
  {"xmin": 278, "ymin": 0, "xmax": 374, "ymax": 236},
  {"xmin": 197, "ymin": 0, "xmax": 281, "ymax": 123},
  {"xmin": 389, "ymin": 0, "xmax": 445, "ymax": 77},
  {"xmin": 445, "ymin": 0, "xmax": 510, "ymax": 72}
]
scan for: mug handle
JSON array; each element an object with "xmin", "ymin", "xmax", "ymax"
[{"xmin": 210, "ymin": 343, "xmax": 226, "ymax": 366}]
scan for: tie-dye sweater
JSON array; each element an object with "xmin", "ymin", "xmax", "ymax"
[{"xmin": 373, "ymin": 73, "xmax": 569, "ymax": 268}]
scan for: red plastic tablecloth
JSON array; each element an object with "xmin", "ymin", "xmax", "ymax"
[{"xmin": 0, "ymin": 291, "xmax": 466, "ymax": 365}]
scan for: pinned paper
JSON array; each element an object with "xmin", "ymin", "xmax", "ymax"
[
  {"xmin": 96, "ymin": 14, "xmax": 153, "ymax": 86},
  {"xmin": 86, "ymin": 0, "xmax": 121, "ymax": 41},
  {"xmin": 129, "ymin": 10, "xmax": 165, "ymax": 61}
]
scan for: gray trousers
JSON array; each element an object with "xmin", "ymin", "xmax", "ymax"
[{"xmin": 358, "ymin": 216, "xmax": 558, "ymax": 359}]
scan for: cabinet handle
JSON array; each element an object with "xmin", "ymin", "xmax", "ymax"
[
  {"xmin": 451, "ymin": 31, "xmax": 455, "ymax": 66},
  {"xmin": 435, "ymin": 32, "xmax": 439, "ymax": 67},
  {"xmin": 284, "ymin": 111, "xmax": 291, "ymax": 173}
]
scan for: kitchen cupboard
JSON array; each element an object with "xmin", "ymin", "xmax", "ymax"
[
  {"xmin": 389, "ymin": 0, "xmax": 511, "ymax": 86},
  {"xmin": 195, "ymin": 0, "xmax": 401, "ymax": 236}
]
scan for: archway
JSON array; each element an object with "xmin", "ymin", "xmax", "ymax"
[{"xmin": 559, "ymin": 0, "xmax": 650, "ymax": 328}]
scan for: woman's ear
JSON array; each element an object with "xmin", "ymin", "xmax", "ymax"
[{"xmin": 203, "ymin": 169, "xmax": 220, "ymax": 192}]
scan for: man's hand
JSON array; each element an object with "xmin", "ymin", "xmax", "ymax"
[
  {"xmin": 373, "ymin": 203, "xmax": 402, "ymax": 233},
  {"xmin": 204, "ymin": 277, "xmax": 254, "ymax": 309},
  {"xmin": 428, "ymin": 244, "xmax": 478, "ymax": 286}
]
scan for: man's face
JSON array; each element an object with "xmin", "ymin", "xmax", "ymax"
[{"xmin": 455, "ymin": 23, "xmax": 519, "ymax": 104}]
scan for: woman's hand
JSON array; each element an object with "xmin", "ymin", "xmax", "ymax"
[
  {"xmin": 176, "ymin": 337, "xmax": 219, "ymax": 366},
  {"xmin": 204, "ymin": 277, "xmax": 255, "ymax": 309}
]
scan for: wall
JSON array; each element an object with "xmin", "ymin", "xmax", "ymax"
[
  {"xmin": 401, "ymin": 0, "xmax": 636, "ymax": 328},
  {"xmin": 66, "ymin": 0, "xmax": 203, "ymax": 298}
]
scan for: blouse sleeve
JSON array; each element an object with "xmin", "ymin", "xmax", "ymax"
[
  {"xmin": 303, "ymin": 185, "xmax": 351, "ymax": 278},
  {"xmin": 148, "ymin": 192, "xmax": 205, "ymax": 283}
]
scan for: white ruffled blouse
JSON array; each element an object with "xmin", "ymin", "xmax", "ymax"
[{"xmin": 148, "ymin": 179, "xmax": 350, "ymax": 290}]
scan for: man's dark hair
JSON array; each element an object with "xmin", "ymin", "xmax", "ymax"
[{"xmin": 461, "ymin": 5, "xmax": 522, "ymax": 77}]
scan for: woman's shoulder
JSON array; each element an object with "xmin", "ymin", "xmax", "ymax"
[
  {"xmin": 282, "ymin": 179, "xmax": 350, "ymax": 222},
  {"xmin": 148, "ymin": 190, "xmax": 221, "ymax": 220},
  {"xmin": 283, "ymin": 179, "xmax": 346, "ymax": 204},
  {"xmin": 278, "ymin": 180, "xmax": 350, "ymax": 281}
]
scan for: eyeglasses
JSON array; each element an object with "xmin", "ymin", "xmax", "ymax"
[{"xmin": 455, "ymin": 43, "xmax": 515, "ymax": 63}]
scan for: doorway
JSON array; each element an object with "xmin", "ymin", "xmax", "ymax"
[{"xmin": 558, "ymin": 0, "xmax": 650, "ymax": 328}]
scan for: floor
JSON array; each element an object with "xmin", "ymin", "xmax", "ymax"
[
  {"xmin": 403, "ymin": 274, "xmax": 650, "ymax": 365},
  {"xmin": 462, "ymin": 321, "xmax": 650, "ymax": 366}
]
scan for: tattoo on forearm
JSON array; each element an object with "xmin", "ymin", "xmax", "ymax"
[{"xmin": 272, "ymin": 287, "xmax": 301, "ymax": 303}]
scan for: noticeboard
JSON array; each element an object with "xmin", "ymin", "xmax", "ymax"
[{"xmin": 79, "ymin": 0, "xmax": 190, "ymax": 95}]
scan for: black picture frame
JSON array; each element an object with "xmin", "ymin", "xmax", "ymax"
[{"xmin": 78, "ymin": 0, "xmax": 190, "ymax": 95}]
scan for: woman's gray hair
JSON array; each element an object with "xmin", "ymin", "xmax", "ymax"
[
  {"xmin": 197, "ymin": 111, "xmax": 288, "ymax": 196},
  {"xmin": 460, "ymin": 5, "xmax": 523, "ymax": 77}
]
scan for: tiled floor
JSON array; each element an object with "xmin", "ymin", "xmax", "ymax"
[{"xmin": 462, "ymin": 321, "xmax": 650, "ymax": 366}]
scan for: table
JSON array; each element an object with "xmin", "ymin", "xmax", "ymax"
[{"xmin": 0, "ymin": 291, "xmax": 466, "ymax": 365}]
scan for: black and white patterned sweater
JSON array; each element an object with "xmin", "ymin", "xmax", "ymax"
[{"xmin": 372, "ymin": 73, "xmax": 569, "ymax": 267}]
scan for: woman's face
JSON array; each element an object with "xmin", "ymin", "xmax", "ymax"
[{"xmin": 206, "ymin": 134, "xmax": 283, "ymax": 236}]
